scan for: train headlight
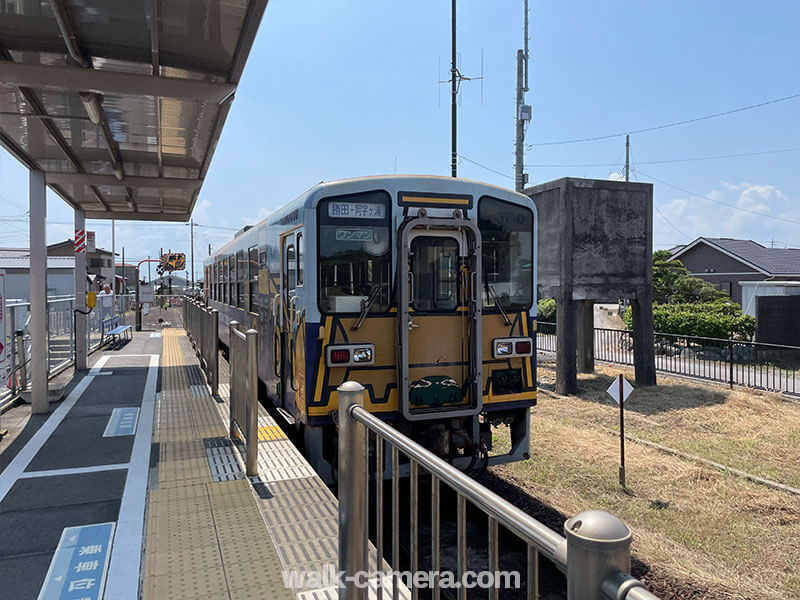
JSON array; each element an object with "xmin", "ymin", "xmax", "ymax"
[
  {"xmin": 326, "ymin": 344, "xmax": 376, "ymax": 367},
  {"xmin": 353, "ymin": 348, "xmax": 373, "ymax": 363},
  {"xmin": 495, "ymin": 341, "xmax": 513, "ymax": 356},
  {"xmin": 493, "ymin": 337, "xmax": 533, "ymax": 358}
]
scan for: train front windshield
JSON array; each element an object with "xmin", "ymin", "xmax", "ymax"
[
  {"xmin": 318, "ymin": 191, "xmax": 392, "ymax": 314},
  {"xmin": 478, "ymin": 196, "xmax": 534, "ymax": 311}
]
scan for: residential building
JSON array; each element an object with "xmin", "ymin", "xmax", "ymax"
[
  {"xmin": 0, "ymin": 252, "xmax": 75, "ymax": 301},
  {"xmin": 670, "ymin": 237, "xmax": 800, "ymax": 306},
  {"xmin": 48, "ymin": 240, "xmax": 115, "ymax": 290}
]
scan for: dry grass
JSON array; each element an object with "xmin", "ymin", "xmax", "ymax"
[{"xmin": 492, "ymin": 362, "xmax": 800, "ymax": 599}]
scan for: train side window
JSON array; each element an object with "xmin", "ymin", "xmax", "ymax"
[
  {"xmin": 296, "ymin": 233, "xmax": 304, "ymax": 286},
  {"xmin": 478, "ymin": 196, "xmax": 534, "ymax": 311},
  {"xmin": 248, "ymin": 245, "xmax": 258, "ymax": 312},
  {"xmin": 228, "ymin": 255, "xmax": 236, "ymax": 306},
  {"xmin": 237, "ymin": 250, "xmax": 246, "ymax": 309},
  {"xmin": 286, "ymin": 244, "xmax": 296, "ymax": 291}
]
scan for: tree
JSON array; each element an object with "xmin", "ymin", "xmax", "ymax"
[{"xmin": 652, "ymin": 250, "xmax": 726, "ymax": 304}]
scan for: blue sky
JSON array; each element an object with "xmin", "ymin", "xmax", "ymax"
[{"xmin": 1, "ymin": 0, "xmax": 799, "ymax": 278}]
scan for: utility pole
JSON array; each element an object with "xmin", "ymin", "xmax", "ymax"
[
  {"xmin": 450, "ymin": 0, "xmax": 458, "ymax": 177},
  {"xmin": 190, "ymin": 219, "xmax": 195, "ymax": 291},
  {"xmin": 147, "ymin": 255, "xmax": 151, "ymax": 281},
  {"xmin": 625, "ymin": 134, "xmax": 630, "ymax": 182},
  {"xmin": 514, "ymin": 1, "xmax": 531, "ymax": 192},
  {"xmin": 121, "ymin": 246, "xmax": 125, "ymax": 292},
  {"xmin": 515, "ymin": 50, "xmax": 525, "ymax": 192}
]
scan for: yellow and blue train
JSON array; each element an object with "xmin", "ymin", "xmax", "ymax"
[{"xmin": 204, "ymin": 175, "xmax": 537, "ymax": 480}]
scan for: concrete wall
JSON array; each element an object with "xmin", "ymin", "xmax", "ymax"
[
  {"xmin": 527, "ymin": 178, "xmax": 653, "ymax": 302},
  {"xmin": 756, "ymin": 296, "xmax": 800, "ymax": 345}
]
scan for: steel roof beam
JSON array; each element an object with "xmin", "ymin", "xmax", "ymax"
[
  {"xmin": 84, "ymin": 209, "xmax": 188, "ymax": 222},
  {"xmin": 0, "ymin": 62, "xmax": 236, "ymax": 103},
  {"xmin": 46, "ymin": 172, "xmax": 202, "ymax": 189}
]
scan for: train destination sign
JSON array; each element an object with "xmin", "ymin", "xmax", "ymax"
[{"xmin": 328, "ymin": 202, "xmax": 385, "ymax": 219}]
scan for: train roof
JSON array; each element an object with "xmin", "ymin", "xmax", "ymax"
[{"xmin": 206, "ymin": 174, "xmax": 532, "ymax": 260}]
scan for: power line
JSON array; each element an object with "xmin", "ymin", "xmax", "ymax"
[
  {"xmin": 457, "ymin": 154, "xmax": 514, "ymax": 179},
  {"xmin": 654, "ymin": 205, "xmax": 692, "ymax": 240},
  {"xmin": 526, "ymin": 146, "xmax": 800, "ymax": 168},
  {"xmin": 634, "ymin": 167, "xmax": 800, "ymax": 227},
  {"xmin": 531, "ymin": 92, "xmax": 800, "ymax": 147}
]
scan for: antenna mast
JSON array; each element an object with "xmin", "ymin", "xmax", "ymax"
[{"xmin": 451, "ymin": 0, "xmax": 457, "ymax": 177}]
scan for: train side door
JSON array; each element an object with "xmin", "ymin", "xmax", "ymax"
[{"xmin": 279, "ymin": 230, "xmax": 301, "ymax": 409}]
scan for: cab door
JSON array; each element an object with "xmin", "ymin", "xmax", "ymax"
[{"xmin": 398, "ymin": 217, "xmax": 483, "ymax": 421}]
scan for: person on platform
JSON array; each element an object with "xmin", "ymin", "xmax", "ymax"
[{"xmin": 98, "ymin": 283, "xmax": 115, "ymax": 321}]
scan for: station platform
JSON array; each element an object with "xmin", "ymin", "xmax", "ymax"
[{"xmin": 0, "ymin": 327, "xmax": 345, "ymax": 600}]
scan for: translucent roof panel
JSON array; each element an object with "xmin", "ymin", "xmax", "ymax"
[{"xmin": 0, "ymin": 0, "xmax": 267, "ymax": 222}]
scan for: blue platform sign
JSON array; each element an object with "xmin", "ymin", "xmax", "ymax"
[
  {"xmin": 103, "ymin": 407, "xmax": 140, "ymax": 437},
  {"xmin": 38, "ymin": 522, "xmax": 115, "ymax": 600}
]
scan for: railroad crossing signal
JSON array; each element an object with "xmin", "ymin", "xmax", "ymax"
[{"xmin": 159, "ymin": 253, "xmax": 185, "ymax": 273}]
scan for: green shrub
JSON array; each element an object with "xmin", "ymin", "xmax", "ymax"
[
  {"xmin": 537, "ymin": 298, "xmax": 557, "ymax": 322},
  {"xmin": 623, "ymin": 302, "xmax": 755, "ymax": 340}
]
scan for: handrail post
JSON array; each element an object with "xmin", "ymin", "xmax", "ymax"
[
  {"xmin": 245, "ymin": 328, "xmax": 258, "ymax": 477},
  {"xmin": 228, "ymin": 320, "xmax": 239, "ymax": 440},
  {"xmin": 210, "ymin": 309, "xmax": 219, "ymax": 396},
  {"xmin": 564, "ymin": 510, "xmax": 632, "ymax": 599},
  {"xmin": 337, "ymin": 381, "xmax": 367, "ymax": 600}
]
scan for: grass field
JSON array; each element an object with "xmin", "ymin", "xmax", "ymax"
[{"xmin": 491, "ymin": 361, "xmax": 800, "ymax": 599}]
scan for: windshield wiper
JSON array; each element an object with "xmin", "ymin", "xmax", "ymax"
[
  {"xmin": 352, "ymin": 284, "xmax": 383, "ymax": 331},
  {"xmin": 487, "ymin": 284, "xmax": 511, "ymax": 326}
]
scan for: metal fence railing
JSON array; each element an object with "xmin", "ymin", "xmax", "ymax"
[
  {"xmin": 537, "ymin": 323, "xmax": 800, "ymax": 395},
  {"xmin": 183, "ymin": 299, "xmax": 219, "ymax": 396},
  {"xmin": 228, "ymin": 320, "xmax": 258, "ymax": 477},
  {"xmin": 337, "ymin": 381, "xmax": 660, "ymax": 600},
  {"xmin": 2, "ymin": 296, "xmax": 107, "ymax": 407}
]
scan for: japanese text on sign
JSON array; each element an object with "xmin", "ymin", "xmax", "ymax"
[{"xmin": 328, "ymin": 202, "xmax": 385, "ymax": 219}]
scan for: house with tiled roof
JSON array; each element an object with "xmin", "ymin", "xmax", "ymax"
[{"xmin": 669, "ymin": 237, "xmax": 800, "ymax": 305}]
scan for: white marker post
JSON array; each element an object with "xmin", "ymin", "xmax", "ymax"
[{"xmin": 607, "ymin": 374, "xmax": 634, "ymax": 488}]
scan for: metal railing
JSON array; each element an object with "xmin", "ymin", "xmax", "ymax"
[
  {"xmin": 183, "ymin": 298, "xmax": 219, "ymax": 396},
  {"xmin": 228, "ymin": 320, "xmax": 258, "ymax": 477},
  {"xmin": 538, "ymin": 323, "xmax": 800, "ymax": 395},
  {"xmin": 337, "ymin": 381, "xmax": 660, "ymax": 600},
  {"xmin": 1, "ymin": 295, "xmax": 121, "ymax": 407}
]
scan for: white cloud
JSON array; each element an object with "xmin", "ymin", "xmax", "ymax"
[
  {"xmin": 654, "ymin": 181, "xmax": 799, "ymax": 250},
  {"xmin": 243, "ymin": 207, "xmax": 273, "ymax": 225},
  {"xmin": 608, "ymin": 171, "xmax": 625, "ymax": 181}
]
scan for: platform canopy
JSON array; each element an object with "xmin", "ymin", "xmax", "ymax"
[{"xmin": 0, "ymin": 0, "xmax": 267, "ymax": 221}]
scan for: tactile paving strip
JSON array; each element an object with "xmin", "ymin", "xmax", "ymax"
[{"xmin": 142, "ymin": 330, "xmax": 292, "ymax": 600}]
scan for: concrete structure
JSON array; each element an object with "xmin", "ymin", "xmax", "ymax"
[
  {"xmin": 671, "ymin": 237, "xmax": 800, "ymax": 306},
  {"xmin": 48, "ymin": 240, "xmax": 115, "ymax": 291},
  {"xmin": 525, "ymin": 178, "xmax": 656, "ymax": 393},
  {"xmin": 0, "ymin": 255, "xmax": 75, "ymax": 300}
]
